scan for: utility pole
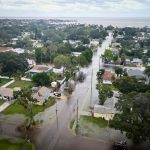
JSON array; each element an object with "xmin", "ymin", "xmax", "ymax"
[
  {"xmin": 99, "ymin": 56, "xmax": 101, "ymax": 70},
  {"xmin": 90, "ymin": 68, "xmax": 93, "ymax": 107},
  {"xmin": 56, "ymin": 100, "xmax": 58, "ymax": 129},
  {"xmin": 76, "ymin": 99, "xmax": 79, "ymax": 128}
]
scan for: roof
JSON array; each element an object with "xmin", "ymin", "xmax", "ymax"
[
  {"xmin": 30, "ymin": 65, "xmax": 52, "ymax": 73},
  {"xmin": 0, "ymin": 47, "xmax": 13, "ymax": 52},
  {"xmin": 0, "ymin": 87, "xmax": 13, "ymax": 98},
  {"xmin": 131, "ymin": 58, "xmax": 142, "ymax": 63},
  {"xmin": 32, "ymin": 86, "xmax": 51, "ymax": 102},
  {"xmin": 94, "ymin": 105, "xmax": 116, "ymax": 114},
  {"xmin": 53, "ymin": 67, "xmax": 64, "ymax": 74},
  {"xmin": 128, "ymin": 69, "xmax": 146, "ymax": 79},
  {"xmin": 102, "ymin": 71, "xmax": 114, "ymax": 81}
]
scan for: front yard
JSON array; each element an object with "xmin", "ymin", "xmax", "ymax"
[
  {"xmin": 0, "ymin": 99, "xmax": 5, "ymax": 105},
  {"xmin": 0, "ymin": 78, "xmax": 12, "ymax": 87},
  {"xmin": 8, "ymin": 80, "xmax": 34, "ymax": 89},
  {"xmin": 2, "ymin": 98, "xmax": 55, "ymax": 116},
  {"xmin": 0, "ymin": 138, "xmax": 34, "ymax": 150},
  {"xmin": 76, "ymin": 115, "xmax": 128, "ymax": 142}
]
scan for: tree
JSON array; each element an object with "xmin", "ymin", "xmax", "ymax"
[
  {"xmin": 53, "ymin": 55, "xmax": 72, "ymax": 69},
  {"xmin": 97, "ymin": 69, "xmax": 105, "ymax": 84},
  {"xmin": 103, "ymin": 49, "xmax": 113, "ymax": 63},
  {"xmin": 115, "ymin": 67, "xmax": 123, "ymax": 77},
  {"xmin": 113, "ymin": 76, "xmax": 148, "ymax": 94},
  {"xmin": 81, "ymin": 37, "xmax": 90, "ymax": 44},
  {"xmin": 144, "ymin": 66, "xmax": 150, "ymax": 83},
  {"xmin": 32, "ymin": 72, "xmax": 49, "ymax": 86},
  {"xmin": 15, "ymin": 89, "xmax": 37, "ymax": 129},
  {"xmin": 0, "ymin": 52, "xmax": 28, "ymax": 76},
  {"xmin": 111, "ymin": 92, "xmax": 150, "ymax": 143},
  {"xmin": 96, "ymin": 84, "xmax": 113, "ymax": 105}
]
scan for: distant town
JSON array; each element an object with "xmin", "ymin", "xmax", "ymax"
[{"xmin": 0, "ymin": 19, "xmax": 150, "ymax": 150}]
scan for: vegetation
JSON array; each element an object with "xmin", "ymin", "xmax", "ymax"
[
  {"xmin": 0, "ymin": 138, "xmax": 33, "ymax": 150},
  {"xmin": 8, "ymin": 80, "xmax": 34, "ymax": 89},
  {"xmin": 111, "ymin": 92, "xmax": 150, "ymax": 143},
  {"xmin": 0, "ymin": 52, "xmax": 28, "ymax": 76},
  {"xmin": 0, "ymin": 99, "xmax": 5, "ymax": 105},
  {"xmin": 0, "ymin": 78, "xmax": 12, "ymax": 87},
  {"xmin": 81, "ymin": 116, "xmax": 107, "ymax": 128},
  {"xmin": 32, "ymin": 72, "xmax": 50, "ymax": 86}
]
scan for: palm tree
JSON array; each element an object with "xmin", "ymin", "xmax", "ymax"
[{"xmin": 144, "ymin": 66, "xmax": 150, "ymax": 84}]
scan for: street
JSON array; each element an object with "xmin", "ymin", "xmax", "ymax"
[{"xmin": 32, "ymin": 33, "xmax": 113, "ymax": 150}]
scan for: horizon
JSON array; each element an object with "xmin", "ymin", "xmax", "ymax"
[{"xmin": 1, "ymin": 0, "xmax": 150, "ymax": 18}]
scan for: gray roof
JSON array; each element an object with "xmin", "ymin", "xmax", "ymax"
[
  {"xmin": 94, "ymin": 105, "xmax": 116, "ymax": 114},
  {"xmin": 128, "ymin": 69, "xmax": 146, "ymax": 79}
]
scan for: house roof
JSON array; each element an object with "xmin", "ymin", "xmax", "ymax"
[
  {"xmin": 0, "ymin": 87, "xmax": 13, "ymax": 98},
  {"xmin": 131, "ymin": 58, "xmax": 142, "ymax": 63},
  {"xmin": 128, "ymin": 69, "xmax": 146, "ymax": 79},
  {"xmin": 94, "ymin": 105, "xmax": 116, "ymax": 114},
  {"xmin": 102, "ymin": 71, "xmax": 114, "ymax": 81},
  {"xmin": 32, "ymin": 86, "xmax": 51, "ymax": 102},
  {"xmin": 30, "ymin": 65, "xmax": 53, "ymax": 73},
  {"xmin": 0, "ymin": 47, "xmax": 13, "ymax": 52}
]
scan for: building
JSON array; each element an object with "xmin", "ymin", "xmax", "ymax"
[
  {"xmin": 12, "ymin": 48, "xmax": 25, "ymax": 54},
  {"xmin": 131, "ymin": 58, "xmax": 143, "ymax": 67},
  {"xmin": 0, "ymin": 47, "xmax": 13, "ymax": 53},
  {"xmin": 0, "ymin": 87, "xmax": 13, "ymax": 100},
  {"xmin": 127, "ymin": 69, "xmax": 146, "ymax": 79},
  {"xmin": 32, "ymin": 86, "xmax": 52, "ymax": 105},
  {"xmin": 102, "ymin": 71, "xmax": 114, "ymax": 84},
  {"xmin": 29, "ymin": 65, "xmax": 53, "ymax": 75},
  {"xmin": 53, "ymin": 67, "xmax": 64, "ymax": 75},
  {"xmin": 72, "ymin": 52, "xmax": 82, "ymax": 57},
  {"xmin": 93, "ymin": 105, "xmax": 116, "ymax": 120}
]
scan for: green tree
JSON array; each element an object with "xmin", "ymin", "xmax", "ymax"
[
  {"xmin": 96, "ymin": 84, "xmax": 113, "ymax": 105},
  {"xmin": 103, "ymin": 49, "xmax": 113, "ymax": 63},
  {"xmin": 32, "ymin": 72, "xmax": 50, "ymax": 86},
  {"xmin": 97, "ymin": 69, "xmax": 105, "ymax": 84},
  {"xmin": 111, "ymin": 92, "xmax": 150, "ymax": 143},
  {"xmin": 16, "ymin": 89, "xmax": 37, "ymax": 129},
  {"xmin": 115, "ymin": 67, "xmax": 123, "ymax": 77},
  {"xmin": 144, "ymin": 66, "xmax": 150, "ymax": 83}
]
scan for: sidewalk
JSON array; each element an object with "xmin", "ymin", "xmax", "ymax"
[{"xmin": 0, "ymin": 101, "xmax": 14, "ymax": 112}]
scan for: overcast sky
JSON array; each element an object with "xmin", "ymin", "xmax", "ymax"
[{"xmin": 0, "ymin": 0, "xmax": 150, "ymax": 17}]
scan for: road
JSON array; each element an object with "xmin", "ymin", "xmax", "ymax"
[{"xmin": 32, "ymin": 33, "xmax": 113, "ymax": 150}]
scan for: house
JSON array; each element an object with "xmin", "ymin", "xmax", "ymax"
[
  {"xmin": 53, "ymin": 67, "xmax": 64, "ymax": 75},
  {"xmin": 125, "ymin": 59, "xmax": 131, "ymax": 65},
  {"xmin": 0, "ymin": 87, "xmax": 13, "ymax": 100},
  {"xmin": 27, "ymin": 59, "xmax": 36, "ymax": 67},
  {"xmin": 0, "ymin": 47, "xmax": 13, "ymax": 53},
  {"xmin": 12, "ymin": 48, "xmax": 25, "ymax": 54},
  {"xmin": 29, "ymin": 65, "xmax": 53, "ymax": 75},
  {"xmin": 93, "ymin": 104, "xmax": 116, "ymax": 120},
  {"xmin": 32, "ymin": 86, "xmax": 52, "ymax": 105},
  {"xmin": 102, "ymin": 71, "xmax": 114, "ymax": 84},
  {"xmin": 131, "ymin": 58, "xmax": 143, "ymax": 67},
  {"xmin": 72, "ymin": 52, "xmax": 82, "ymax": 57},
  {"xmin": 127, "ymin": 69, "xmax": 146, "ymax": 79}
]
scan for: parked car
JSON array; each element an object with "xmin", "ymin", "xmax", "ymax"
[
  {"xmin": 53, "ymin": 92, "xmax": 61, "ymax": 97},
  {"xmin": 113, "ymin": 141, "xmax": 128, "ymax": 150}
]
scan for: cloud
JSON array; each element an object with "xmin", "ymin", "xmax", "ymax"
[{"xmin": 0, "ymin": 0, "xmax": 150, "ymax": 17}]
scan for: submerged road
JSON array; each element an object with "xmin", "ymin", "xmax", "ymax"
[{"xmin": 33, "ymin": 33, "xmax": 113, "ymax": 150}]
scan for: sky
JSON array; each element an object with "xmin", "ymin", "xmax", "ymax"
[{"xmin": 0, "ymin": 0, "xmax": 150, "ymax": 17}]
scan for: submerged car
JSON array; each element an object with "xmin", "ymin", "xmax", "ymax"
[
  {"xmin": 113, "ymin": 141, "xmax": 128, "ymax": 150},
  {"xmin": 53, "ymin": 92, "xmax": 61, "ymax": 97}
]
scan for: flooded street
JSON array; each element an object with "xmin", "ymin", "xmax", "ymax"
[{"xmin": 33, "ymin": 33, "xmax": 113, "ymax": 150}]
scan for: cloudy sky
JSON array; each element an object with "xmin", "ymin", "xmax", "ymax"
[{"xmin": 0, "ymin": 0, "xmax": 150, "ymax": 17}]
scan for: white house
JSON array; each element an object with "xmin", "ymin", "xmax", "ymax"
[{"xmin": 0, "ymin": 87, "xmax": 13, "ymax": 100}]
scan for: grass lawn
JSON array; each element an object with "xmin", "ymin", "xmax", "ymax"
[
  {"xmin": 0, "ymin": 78, "xmax": 12, "ymax": 87},
  {"xmin": 2, "ymin": 98, "xmax": 56, "ymax": 116},
  {"xmin": 81, "ymin": 116, "xmax": 107, "ymax": 128},
  {"xmin": 0, "ymin": 99, "xmax": 5, "ymax": 105},
  {"xmin": 0, "ymin": 138, "xmax": 33, "ymax": 150},
  {"xmin": 8, "ymin": 80, "xmax": 34, "ymax": 89}
]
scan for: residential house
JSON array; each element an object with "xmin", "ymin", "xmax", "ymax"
[
  {"xmin": 131, "ymin": 58, "xmax": 143, "ymax": 67},
  {"xmin": 0, "ymin": 87, "xmax": 13, "ymax": 100},
  {"xmin": 72, "ymin": 52, "xmax": 82, "ymax": 57},
  {"xmin": 53, "ymin": 67, "xmax": 64, "ymax": 75},
  {"xmin": 32, "ymin": 86, "xmax": 52, "ymax": 105},
  {"xmin": 0, "ymin": 47, "xmax": 13, "ymax": 53},
  {"xmin": 29, "ymin": 65, "xmax": 53, "ymax": 75},
  {"xmin": 127, "ymin": 69, "xmax": 146, "ymax": 80},
  {"xmin": 125, "ymin": 59, "xmax": 131, "ymax": 65},
  {"xmin": 93, "ymin": 104, "xmax": 116, "ymax": 120},
  {"xmin": 102, "ymin": 71, "xmax": 114, "ymax": 84}
]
